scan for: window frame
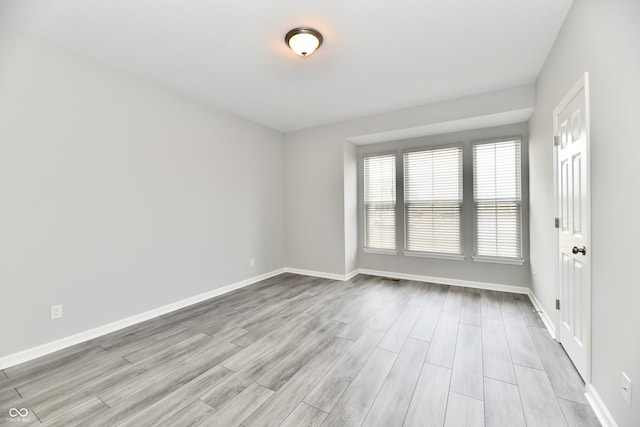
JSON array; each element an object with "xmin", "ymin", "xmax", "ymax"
[
  {"xmin": 471, "ymin": 137, "xmax": 524, "ymax": 265},
  {"xmin": 363, "ymin": 151, "xmax": 398, "ymax": 254},
  {"xmin": 402, "ymin": 144, "xmax": 465, "ymax": 260}
]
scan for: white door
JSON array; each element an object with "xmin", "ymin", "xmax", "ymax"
[{"xmin": 554, "ymin": 74, "xmax": 591, "ymax": 381}]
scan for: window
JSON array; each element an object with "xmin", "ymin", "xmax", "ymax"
[
  {"xmin": 404, "ymin": 147, "xmax": 463, "ymax": 256},
  {"xmin": 473, "ymin": 139, "xmax": 522, "ymax": 261},
  {"xmin": 364, "ymin": 154, "xmax": 396, "ymax": 251}
]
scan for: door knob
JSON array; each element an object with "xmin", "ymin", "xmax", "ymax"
[{"xmin": 572, "ymin": 246, "xmax": 587, "ymax": 255}]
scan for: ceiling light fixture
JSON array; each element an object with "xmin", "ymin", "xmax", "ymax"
[{"xmin": 285, "ymin": 27, "xmax": 323, "ymax": 57}]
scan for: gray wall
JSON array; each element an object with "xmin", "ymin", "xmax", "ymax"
[
  {"xmin": 284, "ymin": 127, "xmax": 347, "ymax": 275},
  {"xmin": 528, "ymin": 0, "xmax": 640, "ymax": 425},
  {"xmin": 358, "ymin": 123, "xmax": 530, "ymax": 288},
  {"xmin": 0, "ymin": 33, "xmax": 285, "ymax": 358},
  {"xmin": 285, "ymin": 85, "xmax": 535, "ymax": 277}
]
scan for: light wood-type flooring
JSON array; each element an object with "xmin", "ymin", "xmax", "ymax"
[{"xmin": 0, "ymin": 273, "xmax": 601, "ymax": 426}]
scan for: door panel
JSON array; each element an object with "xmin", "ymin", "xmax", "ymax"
[
  {"xmin": 561, "ymin": 160, "xmax": 569, "ymax": 231},
  {"xmin": 572, "ymin": 153, "xmax": 582, "ymax": 234},
  {"xmin": 555, "ymin": 83, "xmax": 590, "ymax": 380}
]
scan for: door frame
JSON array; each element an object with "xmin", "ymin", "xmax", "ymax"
[{"xmin": 553, "ymin": 72, "xmax": 592, "ymax": 384}]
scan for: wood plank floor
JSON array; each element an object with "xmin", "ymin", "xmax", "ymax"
[{"xmin": 0, "ymin": 273, "xmax": 601, "ymax": 426}]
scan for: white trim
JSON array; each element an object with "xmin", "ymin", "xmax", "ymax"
[
  {"xmin": 345, "ymin": 269, "xmax": 359, "ymax": 280},
  {"xmin": 527, "ymin": 290, "xmax": 557, "ymax": 339},
  {"xmin": 283, "ymin": 267, "xmax": 352, "ymax": 281},
  {"xmin": 286, "ymin": 267, "xmax": 530, "ymax": 295},
  {"xmin": 357, "ymin": 268, "xmax": 529, "ymax": 294},
  {"xmin": 403, "ymin": 251, "xmax": 466, "ymax": 261},
  {"xmin": 472, "ymin": 256, "xmax": 525, "ymax": 266},
  {"xmin": 289, "ymin": 266, "xmax": 615, "ymax": 427},
  {"xmin": 0, "ymin": 268, "xmax": 285, "ymax": 370},
  {"xmin": 1, "ymin": 263, "xmax": 616, "ymax": 427},
  {"xmin": 553, "ymin": 72, "xmax": 592, "ymax": 384},
  {"xmin": 585, "ymin": 384, "xmax": 619, "ymax": 427},
  {"xmin": 363, "ymin": 248, "xmax": 398, "ymax": 255}
]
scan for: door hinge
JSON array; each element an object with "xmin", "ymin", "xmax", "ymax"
[
  {"xmin": 554, "ymin": 135, "xmax": 560, "ymax": 146},
  {"xmin": 554, "ymin": 218, "xmax": 560, "ymax": 228},
  {"xmin": 555, "ymin": 299, "xmax": 560, "ymax": 310}
]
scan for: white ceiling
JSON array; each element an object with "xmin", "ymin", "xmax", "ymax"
[{"xmin": 0, "ymin": 0, "xmax": 572, "ymax": 132}]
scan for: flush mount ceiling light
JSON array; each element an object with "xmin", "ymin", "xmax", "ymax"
[{"xmin": 285, "ymin": 27, "xmax": 323, "ymax": 57}]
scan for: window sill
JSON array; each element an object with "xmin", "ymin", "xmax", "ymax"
[
  {"xmin": 403, "ymin": 251, "xmax": 466, "ymax": 261},
  {"xmin": 472, "ymin": 256, "xmax": 525, "ymax": 266},
  {"xmin": 364, "ymin": 248, "xmax": 398, "ymax": 255}
]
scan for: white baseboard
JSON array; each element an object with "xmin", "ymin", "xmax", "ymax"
[
  {"xmin": 0, "ymin": 268, "xmax": 285, "ymax": 370},
  {"xmin": 285, "ymin": 267, "xmax": 531, "ymax": 294},
  {"xmin": 2, "ymin": 264, "xmax": 618, "ymax": 427},
  {"xmin": 586, "ymin": 384, "xmax": 619, "ymax": 427},
  {"xmin": 527, "ymin": 290, "xmax": 557, "ymax": 339},
  {"xmin": 284, "ymin": 267, "xmax": 353, "ymax": 281},
  {"xmin": 1, "ymin": 265, "xmax": 530, "ymax": 369},
  {"xmin": 285, "ymin": 267, "xmax": 531, "ymax": 295},
  {"xmin": 526, "ymin": 293, "xmax": 618, "ymax": 427},
  {"xmin": 358, "ymin": 268, "xmax": 530, "ymax": 294},
  {"xmin": 345, "ymin": 269, "xmax": 359, "ymax": 280}
]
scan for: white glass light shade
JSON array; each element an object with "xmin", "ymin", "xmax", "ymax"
[
  {"xmin": 285, "ymin": 27, "xmax": 323, "ymax": 57},
  {"xmin": 288, "ymin": 33, "xmax": 319, "ymax": 56}
]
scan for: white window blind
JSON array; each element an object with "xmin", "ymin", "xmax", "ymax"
[
  {"xmin": 364, "ymin": 154, "xmax": 396, "ymax": 250},
  {"xmin": 404, "ymin": 147, "xmax": 463, "ymax": 255},
  {"xmin": 473, "ymin": 140, "xmax": 522, "ymax": 259}
]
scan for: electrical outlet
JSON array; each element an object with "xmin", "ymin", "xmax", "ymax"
[
  {"xmin": 622, "ymin": 372, "xmax": 632, "ymax": 406},
  {"xmin": 250, "ymin": 258, "xmax": 255, "ymax": 267},
  {"xmin": 50, "ymin": 304, "xmax": 63, "ymax": 320}
]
